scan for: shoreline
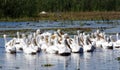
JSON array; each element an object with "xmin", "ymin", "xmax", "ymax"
[{"xmin": 0, "ymin": 11, "xmax": 120, "ymax": 22}]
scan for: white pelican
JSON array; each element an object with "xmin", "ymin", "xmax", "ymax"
[
  {"xmin": 22, "ymin": 33, "xmax": 37, "ymax": 54},
  {"xmin": 82, "ymin": 35, "xmax": 94, "ymax": 52},
  {"xmin": 14, "ymin": 32, "xmax": 23, "ymax": 52},
  {"xmin": 57, "ymin": 29, "xmax": 64, "ymax": 37},
  {"xmin": 45, "ymin": 35, "xmax": 59, "ymax": 54},
  {"xmin": 57, "ymin": 34, "xmax": 71, "ymax": 56},
  {"xmin": 67, "ymin": 35, "xmax": 83, "ymax": 53},
  {"xmin": 32, "ymin": 32, "xmax": 41, "ymax": 52},
  {"xmin": 113, "ymin": 33, "xmax": 120, "ymax": 48},
  {"xmin": 3, "ymin": 34, "xmax": 16, "ymax": 54},
  {"xmin": 40, "ymin": 35, "xmax": 49, "ymax": 51}
]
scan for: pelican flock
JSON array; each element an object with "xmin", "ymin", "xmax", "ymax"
[{"xmin": 3, "ymin": 29, "xmax": 120, "ymax": 55}]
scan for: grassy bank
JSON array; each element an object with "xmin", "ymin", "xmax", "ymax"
[{"xmin": 0, "ymin": 11, "xmax": 120, "ymax": 21}]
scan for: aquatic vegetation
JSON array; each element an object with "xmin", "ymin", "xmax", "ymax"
[
  {"xmin": 41, "ymin": 64, "xmax": 54, "ymax": 67},
  {"xmin": 116, "ymin": 57, "xmax": 120, "ymax": 61},
  {"xmin": 1, "ymin": 12, "xmax": 120, "ymax": 21}
]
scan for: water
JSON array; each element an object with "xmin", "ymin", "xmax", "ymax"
[
  {"xmin": 0, "ymin": 49, "xmax": 120, "ymax": 70},
  {"xmin": 0, "ymin": 20, "xmax": 120, "ymax": 70}
]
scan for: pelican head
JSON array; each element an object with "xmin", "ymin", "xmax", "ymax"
[
  {"xmin": 77, "ymin": 30, "xmax": 80, "ymax": 35},
  {"xmin": 82, "ymin": 32, "xmax": 86, "ymax": 36},
  {"xmin": 116, "ymin": 33, "xmax": 119, "ymax": 37},
  {"xmin": 57, "ymin": 29, "xmax": 61, "ymax": 33},
  {"xmin": 17, "ymin": 31, "xmax": 19, "ymax": 35},
  {"xmin": 57, "ymin": 29, "xmax": 63, "ymax": 35},
  {"xmin": 17, "ymin": 31, "xmax": 20, "ymax": 38},
  {"xmin": 36, "ymin": 29, "xmax": 41, "ymax": 34},
  {"xmin": 3, "ymin": 34, "xmax": 6, "ymax": 38},
  {"xmin": 64, "ymin": 33, "xmax": 69, "ymax": 39},
  {"xmin": 53, "ymin": 32, "xmax": 57, "ymax": 35},
  {"xmin": 22, "ymin": 33, "xmax": 26, "ymax": 38},
  {"xmin": 96, "ymin": 29, "xmax": 100, "ymax": 34},
  {"xmin": 116, "ymin": 33, "xmax": 119, "ymax": 40}
]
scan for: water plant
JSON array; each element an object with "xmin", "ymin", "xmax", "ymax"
[
  {"xmin": 41, "ymin": 64, "xmax": 54, "ymax": 67},
  {"xmin": 116, "ymin": 57, "xmax": 120, "ymax": 61}
]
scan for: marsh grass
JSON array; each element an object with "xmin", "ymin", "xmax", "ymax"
[{"xmin": 0, "ymin": 11, "xmax": 120, "ymax": 21}]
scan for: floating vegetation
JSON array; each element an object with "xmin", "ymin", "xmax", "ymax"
[
  {"xmin": 41, "ymin": 64, "xmax": 54, "ymax": 67},
  {"xmin": 116, "ymin": 57, "xmax": 120, "ymax": 61}
]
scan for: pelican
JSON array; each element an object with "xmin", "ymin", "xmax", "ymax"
[
  {"xmin": 14, "ymin": 32, "xmax": 23, "ymax": 52},
  {"xmin": 82, "ymin": 35, "xmax": 94, "ymax": 52},
  {"xmin": 114, "ymin": 33, "xmax": 120, "ymax": 48},
  {"xmin": 31, "ymin": 32, "xmax": 41, "ymax": 52},
  {"xmin": 22, "ymin": 33, "xmax": 37, "ymax": 54},
  {"xmin": 45, "ymin": 35, "xmax": 59, "ymax": 54},
  {"xmin": 57, "ymin": 34, "xmax": 71, "ymax": 56},
  {"xmin": 106, "ymin": 35, "xmax": 114, "ymax": 49},
  {"xmin": 3, "ymin": 34, "xmax": 16, "ymax": 54},
  {"xmin": 36, "ymin": 29, "xmax": 42, "ymax": 35},
  {"xmin": 23, "ymin": 44, "xmax": 37, "ymax": 55},
  {"xmin": 57, "ymin": 29, "xmax": 64, "ymax": 37},
  {"xmin": 67, "ymin": 35, "xmax": 83, "ymax": 53},
  {"xmin": 40, "ymin": 35, "xmax": 49, "ymax": 51}
]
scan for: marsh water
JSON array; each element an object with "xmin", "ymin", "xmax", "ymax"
[{"xmin": 0, "ymin": 20, "xmax": 120, "ymax": 70}]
